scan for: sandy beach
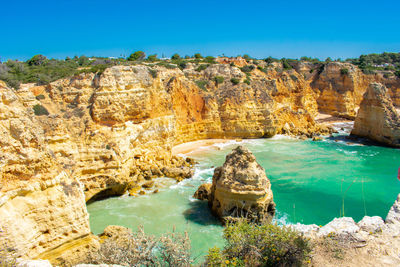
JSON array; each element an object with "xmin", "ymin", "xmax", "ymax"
[{"xmin": 172, "ymin": 139, "xmax": 237, "ymax": 155}]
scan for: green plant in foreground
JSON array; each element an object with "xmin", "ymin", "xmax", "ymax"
[
  {"xmin": 87, "ymin": 226, "xmax": 191, "ymax": 266},
  {"xmin": 205, "ymin": 219, "xmax": 311, "ymax": 267}
]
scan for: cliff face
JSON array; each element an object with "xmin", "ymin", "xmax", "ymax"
[
  {"xmin": 307, "ymin": 62, "xmax": 400, "ymax": 119},
  {"xmin": 310, "ymin": 62, "xmax": 369, "ymax": 119},
  {"xmin": 9, "ymin": 64, "xmax": 332, "ymax": 203},
  {"xmin": 0, "ymin": 81, "xmax": 97, "ymax": 262},
  {"xmin": 351, "ymin": 83, "xmax": 400, "ymax": 147},
  {"xmin": 1, "ymin": 60, "xmax": 399, "ymax": 261}
]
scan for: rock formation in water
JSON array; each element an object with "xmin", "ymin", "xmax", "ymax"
[
  {"xmin": 201, "ymin": 146, "xmax": 275, "ymax": 223},
  {"xmin": 351, "ymin": 83, "xmax": 400, "ymax": 147},
  {"xmin": 1, "ymin": 58, "xmax": 400, "ymax": 263}
]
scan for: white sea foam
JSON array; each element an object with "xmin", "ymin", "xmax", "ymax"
[
  {"xmin": 273, "ymin": 211, "xmax": 292, "ymax": 226},
  {"xmin": 268, "ymin": 134, "xmax": 295, "ymax": 140},
  {"xmin": 332, "ymin": 122, "xmax": 354, "ymax": 134}
]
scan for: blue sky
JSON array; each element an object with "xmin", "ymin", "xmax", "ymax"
[{"xmin": 1, "ymin": 0, "xmax": 399, "ymax": 61}]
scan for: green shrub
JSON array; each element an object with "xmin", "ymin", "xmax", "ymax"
[
  {"xmin": 214, "ymin": 76, "xmax": 224, "ymax": 85},
  {"xmin": 178, "ymin": 61, "xmax": 187, "ymax": 70},
  {"xmin": 230, "ymin": 78, "xmax": 240, "ymax": 85},
  {"xmin": 195, "ymin": 80, "xmax": 208, "ymax": 91},
  {"xmin": 27, "ymin": 54, "xmax": 48, "ymax": 66},
  {"xmin": 205, "ymin": 247, "xmax": 224, "ymax": 266},
  {"xmin": 240, "ymin": 65, "xmax": 255, "ymax": 73},
  {"xmin": 156, "ymin": 62, "xmax": 177, "ymax": 69},
  {"xmin": 204, "ymin": 220, "xmax": 312, "ymax": 267},
  {"xmin": 243, "ymin": 54, "xmax": 251, "ymax": 61},
  {"xmin": 147, "ymin": 54, "xmax": 158, "ymax": 62},
  {"xmin": 244, "ymin": 79, "xmax": 251, "ymax": 85},
  {"xmin": 395, "ymin": 70, "xmax": 400, "ymax": 78},
  {"xmin": 362, "ymin": 68, "xmax": 375, "ymax": 75},
  {"xmin": 127, "ymin": 51, "xmax": 146, "ymax": 61},
  {"xmin": 148, "ymin": 68, "xmax": 158, "ymax": 78},
  {"xmin": 195, "ymin": 64, "xmax": 209, "ymax": 72},
  {"xmin": 194, "ymin": 53, "xmax": 203, "ymax": 59},
  {"xmin": 204, "ymin": 56, "xmax": 215, "ymax": 64},
  {"xmin": 264, "ymin": 56, "xmax": 278, "ymax": 65},
  {"xmin": 33, "ymin": 104, "xmax": 49, "ymax": 116},
  {"xmin": 340, "ymin": 68, "xmax": 349, "ymax": 75},
  {"xmin": 35, "ymin": 94, "xmax": 45, "ymax": 100},
  {"xmin": 171, "ymin": 53, "xmax": 181, "ymax": 60},
  {"xmin": 383, "ymin": 73, "xmax": 392, "ymax": 78},
  {"xmin": 281, "ymin": 58, "xmax": 293, "ymax": 70}
]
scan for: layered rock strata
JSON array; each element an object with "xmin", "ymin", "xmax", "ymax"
[
  {"xmin": 0, "ymin": 82, "xmax": 98, "ymax": 264},
  {"xmin": 195, "ymin": 146, "xmax": 275, "ymax": 223},
  {"xmin": 1, "ymin": 59, "xmax": 400, "ymax": 262},
  {"xmin": 351, "ymin": 83, "xmax": 400, "ymax": 147}
]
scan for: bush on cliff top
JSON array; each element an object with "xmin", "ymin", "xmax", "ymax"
[{"xmin": 205, "ymin": 219, "xmax": 311, "ymax": 267}]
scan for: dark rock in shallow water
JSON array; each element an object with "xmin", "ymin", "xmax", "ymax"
[{"xmin": 193, "ymin": 183, "xmax": 212, "ymax": 201}]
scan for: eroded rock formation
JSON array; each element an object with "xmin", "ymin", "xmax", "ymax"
[
  {"xmin": 1, "ymin": 59, "xmax": 400, "ymax": 263},
  {"xmin": 0, "ymin": 81, "xmax": 98, "ymax": 264},
  {"xmin": 351, "ymin": 83, "xmax": 400, "ymax": 147},
  {"xmin": 198, "ymin": 146, "xmax": 275, "ymax": 223}
]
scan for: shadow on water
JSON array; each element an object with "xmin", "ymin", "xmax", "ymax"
[
  {"xmin": 326, "ymin": 134, "xmax": 397, "ymax": 148},
  {"xmin": 183, "ymin": 200, "xmax": 222, "ymax": 226}
]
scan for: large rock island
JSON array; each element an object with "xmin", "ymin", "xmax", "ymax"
[{"xmin": 194, "ymin": 146, "xmax": 275, "ymax": 223}]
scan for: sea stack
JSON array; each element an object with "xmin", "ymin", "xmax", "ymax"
[
  {"xmin": 195, "ymin": 146, "xmax": 275, "ymax": 223},
  {"xmin": 351, "ymin": 82, "xmax": 400, "ymax": 147}
]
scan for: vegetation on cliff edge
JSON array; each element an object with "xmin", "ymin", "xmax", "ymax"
[{"xmin": 1, "ymin": 51, "xmax": 399, "ymax": 90}]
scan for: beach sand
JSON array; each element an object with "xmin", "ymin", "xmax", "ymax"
[{"xmin": 172, "ymin": 139, "xmax": 236, "ymax": 155}]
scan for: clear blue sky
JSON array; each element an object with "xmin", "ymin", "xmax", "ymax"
[{"xmin": 1, "ymin": 0, "xmax": 399, "ymax": 61}]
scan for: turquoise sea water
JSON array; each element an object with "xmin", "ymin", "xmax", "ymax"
[{"xmin": 87, "ymin": 130, "xmax": 400, "ymax": 259}]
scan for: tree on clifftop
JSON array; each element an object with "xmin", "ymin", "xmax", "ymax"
[
  {"xmin": 171, "ymin": 53, "xmax": 181, "ymax": 60},
  {"xmin": 27, "ymin": 55, "xmax": 48, "ymax": 66},
  {"xmin": 127, "ymin": 51, "xmax": 146, "ymax": 61}
]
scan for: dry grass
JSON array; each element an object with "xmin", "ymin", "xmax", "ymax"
[{"xmin": 87, "ymin": 226, "xmax": 192, "ymax": 266}]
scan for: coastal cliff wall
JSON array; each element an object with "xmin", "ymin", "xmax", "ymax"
[
  {"xmin": 351, "ymin": 83, "xmax": 400, "ymax": 147},
  {"xmin": 1, "ymin": 60, "xmax": 399, "ymax": 261},
  {"xmin": 0, "ymin": 81, "xmax": 97, "ymax": 263}
]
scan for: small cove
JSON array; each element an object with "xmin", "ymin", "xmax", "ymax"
[{"xmin": 87, "ymin": 131, "xmax": 400, "ymax": 260}]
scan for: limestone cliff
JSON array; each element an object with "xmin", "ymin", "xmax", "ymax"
[
  {"xmin": 6, "ymin": 63, "xmax": 334, "ymax": 203},
  {"xmin": 351, "ymin": 83, "xmax": 400, "ymax": 147},
  {"xmin": 0, "ymin": 81, "xmax": 98, "ymax": 264},
  {"xmin": 1, "ymin": 59, "xmax": 399, "ymax": 262},
  {"xmin": 202, "ymin": 146, "xmax": 275, "ymax": 223},
  {"xmin": 308, "ymin": 62, "xmax": 400, "ymax": 119}
]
